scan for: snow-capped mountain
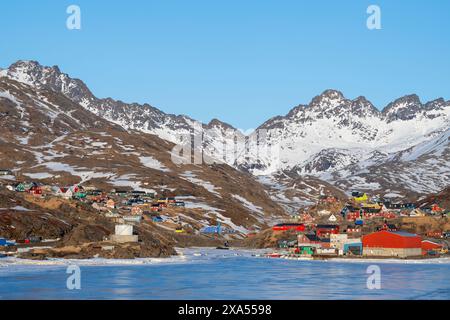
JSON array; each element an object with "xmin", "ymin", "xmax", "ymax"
[
  {"xmin": 1, "ymin": 60, "xmax": 449, "ymax": 200},
  {"xmin": 254, "ymin": 89, "xmax": 449, "ymax": 174},
  {"xmin": 2, "ymin": 61, "xmax": 207, "ymax": 144}
]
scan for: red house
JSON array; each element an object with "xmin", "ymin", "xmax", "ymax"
[
  {"xmin": 315, "ymin": 224, "xmax": 340, "ymax": 238},
  {"xmin": 346, "ymin": 226, "xmax": 362, "ymax": 234},
  {"xmin": 421, "ymin": 240, "xmax": 443, "ymax": 255},
  {"xmin": 272, "ymin": 223, "xmax": 305, "ymax": 232},
  {"xmin": 150, "ymin": 204, "xmax": 162, "ymax": 212},
  {"xmin": 28, "ymin": 186, "xmax": 43, "ymax": 196},
  {"xmin": 382, "ymin": 212, "xmax": 397, "ymax": 219},
  {"xmin": 346, "ymin": 212, "xmax": 361, "ymax": 221}
]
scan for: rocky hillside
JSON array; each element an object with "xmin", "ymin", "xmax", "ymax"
[
  {"xmin": 0, "ymin": 75, "xmax": 287, "ymax": 235},
  {"xmin": 416, "ymin": 187, "xmax": 450, "ymax": 210},
  {"xmin": 0, "ymin": 188, "xmax": 176, "ymax": 259}
]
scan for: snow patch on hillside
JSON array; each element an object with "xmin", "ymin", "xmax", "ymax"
[
  {"xmin": 180, "ymin": 171, "xmax": 222, "ymax": 197},
  {"xmin": 139, "ymin": 156, "xmax": 170, "ymax": 172}
]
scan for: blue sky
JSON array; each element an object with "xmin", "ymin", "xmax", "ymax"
[{"xmin": 1, "ymin": 0, "xmax": 449, "ymax": 129}]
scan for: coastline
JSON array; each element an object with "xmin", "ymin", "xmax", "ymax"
[{"xmin": 1, "ymin": 247, "xmax": 450, "ymax": 268}]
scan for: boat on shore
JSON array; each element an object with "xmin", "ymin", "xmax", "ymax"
[{"xmin": 266, "ymin": 252, "xmax": 282, "ymax": 258}]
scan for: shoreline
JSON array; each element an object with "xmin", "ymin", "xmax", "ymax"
[{"xmin": 1, "ymin": 247, "xmax": 450, "ymax": 267}]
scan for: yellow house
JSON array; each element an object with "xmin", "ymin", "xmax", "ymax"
[
  {"xmin": 353, "ymin": 192, "xmax": 368, "ymax": 203},
  {"xmin": 362, "ymin": 203, "xmax": 382, "ymax": 210}
]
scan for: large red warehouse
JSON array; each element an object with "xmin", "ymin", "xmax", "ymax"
[{"xmin": 362, "ymin": 231, "xmax": 422, "ymax": 258}]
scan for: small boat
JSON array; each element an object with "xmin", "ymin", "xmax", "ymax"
[
  {"xmin": 216, "ymin": 246, "xmax": 229, "ymax": 250},
  {"xmin": 266, "ymin": 252, "xmax": 282, "ymax": 258}
]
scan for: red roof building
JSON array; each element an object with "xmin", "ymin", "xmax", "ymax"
[
  {"xmin": 272, "ymin": 223, "xmax": 305, "ymax": 232},
  {"xmin": 315, "ymin": 225, "xmax": 339, "ymax": 238},
  {"xmin": 421, "ymin": 240, "xmax": 443, "ymax": 255},
  {"xmin": 362, "ymin": 231, "xmax": 422, "ymax": 258}
]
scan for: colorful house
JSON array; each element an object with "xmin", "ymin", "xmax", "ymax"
[
  {"xmin": 131, "ymin": 206, "xmax": 143, "ymax": 215},
  {"xmin": 150, "ymin": 203, "xmax": 162, "ymax": 212},
  {"xmin": 346, "ymin": 225, "xmax": 362, "ymax": 234},
  {"xmin": 315, "ymin": 224, "xmax": 340, "ymax": 238},
  {"xmin": 343, "ymin": 242, "xmax": 363, "ymax": 255},
  {"xmin": 106, "ymin": 199, "xmax": 116, "ymax": 209},
  {"xmin": 272, "ymin": 223, "xmax": 305, "ymax": 232},
  {"xmin": 421, "ymin": 240, "xmax": 444, "ymax": 255},
  {"xmin": 346, "ymin": 211, "xmax": 362, "ymax": 221},
  {"xmin": 299, "ymin": 213, "xmax": 314, "ymax": 224},
  {"xmin": 298, "ymin": 246, "xmax": 315, "ymax": 255},
  {"xmin": 431, "ymin": 204, "xmax": 444, "ymax": 214},
  {"xmin": 408, "ymin": 208, "xmax": 426, "ymax": 217},
  {"xmin": 15, "ymin": 182, "xmax": 34, "ymax": 192},
  {"xmin": 352, "ymin": 192, "xmax": 368, "ymax": 203},
  {"xmin": 28, "ymin": 186, "xmax": 43, "ymax": 196},
  {"xmin": 328, "ymin": 214, "xmax": 338, "ymax": 222},
  {"xmin": 298, "ymin": 233, "xmax": 322, "ymax": 247}
]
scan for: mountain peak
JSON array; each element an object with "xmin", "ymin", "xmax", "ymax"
[
  {"xmin": 315, "ymin": 89, "xmax": 345, "ymax": 101},
  {"xmin": 206, "ymin": 118, "xmax": 236, "ymax": 131},
  {"xmin": 4, "ymin": 60, "xmax": 94, "ymax": 105},
  {"xmin": 382, "ymin": 94, "xmax": 423, "ymax": 122},
  {"xmin": 424, "ymin": 98, "xmax": 448, "ymax": 111},
  {"xmin": 350, "ymin": 96, "xmax": 380, "ymax": 117},
  {"xmin": 309, "ymin": 89, "xmax": 347, "ymax": 111}
]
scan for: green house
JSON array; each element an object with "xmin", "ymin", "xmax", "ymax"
[
  {"xmin": 299, "ymin": 246, "xmax": 315, "ymax": 255},
  {"xmin": 73, "ymin": 192, "xmax": 87, "ymax": 199},
  {"xmin": 15, "ymin": 183, "xmax": 33, "ymax": 192}
]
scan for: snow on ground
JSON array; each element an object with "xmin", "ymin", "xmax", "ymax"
[
  {"xmin": 110, "ymin": 174, "xmax": 156, "ymax": 193},
  {"xmin": 35, "ymin": 96, "xmax": 86, "ymax": 128},
  {"xmin": 23, "ymin": 172, "xmax": 54, "ymax": 179},
  {"xmin": 383, "ymin": 192, "xmax": 403, "ymax": 198},
  {"xmin": 139, "ymin": 156, "xmax": 170, "ymax": 172},
  {"xmin": 183, "ymin": 201, "xmax": 224, "ymax": 213},
  {"xmin": 256, "ymin": 175, "xmax": 314, "ymax": 213},
  {"xmin": 10, "ymin": 206, "xmax": 33, "ymax": 211},
  {"xmin": 16, "ymin": 136, "xmax": 30, "ymax": 145},
  {"xmin": 176, "ymin": 196, "xmax": 197, "ymax": 200},
  {"xmin": 231, "ymin": 194, "xmax": 264, "ymax": 215},
  {"xmin": 38, "ymin": 162, "xmax": 115, "ymax": 184},
  {"xmin": 183, "ymin": 201, "xmax": 248, "ymax": 234},
  {"xmin": 345, "ymin": 177, "xmax": 381, "ymax": 190},
  {"xmin": 0, "ymin": 255, "xmax": 188, "ymax": 268},
  {"xmin": 180, "ymin": 171, "xmax": 222, "ymax": 197},
  {"xmin": 91, "ymin": 141, "xmax": 108, "ymax": 148},
  {"xmin": 0, "ymin": 90, "xmax": 25, "ymax": 117},
  {"xmin": 0, "ymin": 175, "xmax": 16, "ymax": 181},
  {"xmin": 213, "ymin": 212, "xmax": 249, "ymax": 235}
]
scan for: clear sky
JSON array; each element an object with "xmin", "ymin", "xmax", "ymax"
[{"xmin": 1, "ymin": 0, "xmax": 449, "ymax": 129}]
